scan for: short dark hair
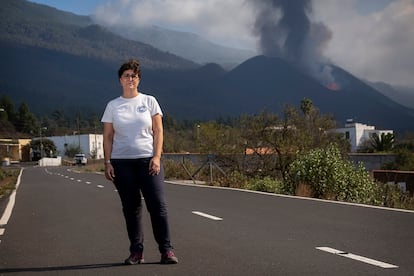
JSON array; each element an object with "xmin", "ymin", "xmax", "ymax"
[{"xmin": 118, "ymin": 59, "xmax": 141, "ymax": 79}]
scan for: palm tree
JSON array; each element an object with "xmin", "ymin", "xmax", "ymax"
[{"xmin": 370, "ymin": 133, "xmax": 395, "ymax": 152}]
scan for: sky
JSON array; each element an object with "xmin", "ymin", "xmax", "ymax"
[{"xmin": 28, "ymin": 0, "xmax": 414, "ymax": 88}]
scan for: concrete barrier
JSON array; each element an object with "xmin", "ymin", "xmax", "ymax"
[{"xmin": 38, "ymin": 157, "xmax": 62, "ymax": 167}]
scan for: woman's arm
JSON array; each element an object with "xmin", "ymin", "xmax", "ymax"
[
  {"xmin": 150, "ymin": 113, "xmax": 163, "ymax": 175},
  {"xmin": 103, "ymin": 122, "xmax": 115, "ymax": 181}
]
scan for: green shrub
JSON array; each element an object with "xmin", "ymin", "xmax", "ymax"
[
  {"xmin": 288, "ymin": 144, "xmax": 377, "ymax": 204},
  {"xmin": 246, "ymin": 176, "xmax": 286, "ymax": 194}
]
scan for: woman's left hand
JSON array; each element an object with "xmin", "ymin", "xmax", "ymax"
[{"xmin": 149, "ymin": 156, "xmax": 161, "ymax": 176}]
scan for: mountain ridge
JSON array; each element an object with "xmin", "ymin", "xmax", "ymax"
[
  {"xmin": 162, "ymin": 55, "xmax": 414, "ymax": 131},
  {"xmin": 0, "ymin": 0, "xmax": 198, "ymax": 70},
  {"xmin": 105, "ymin": 24, "xmax": 256, "ymax": 69}
]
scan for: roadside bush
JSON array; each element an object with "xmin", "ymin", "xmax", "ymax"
[
  {"xmin": 216, "ymin": 171, "xmax": 249, "ymax": 189},
  {"xmin": 374, "ymin": 182, "xmax": 414, "ymax": 210},
  {"xmin": 163, "ymin": 158, "xmax": 197, "ymax": 180},
  {"xmin": 246, "ymin": 176, "xmax": 286, "ymax": 194},
  {"xmin": 382, "ymin": 148, "xmax": 414, "ymax": 171},
  {"xmin": 288, "ymin": 144, "xmax": 378, "ymax": 204}
]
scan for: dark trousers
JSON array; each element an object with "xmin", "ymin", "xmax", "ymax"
[{"xmin": 111, "ymin": 158, "xmax": 173, "ymax": 254}]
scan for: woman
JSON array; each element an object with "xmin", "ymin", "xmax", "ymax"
[{"xmin": 101, "ymin": 59, "xmax": 178, "ymax": 265}]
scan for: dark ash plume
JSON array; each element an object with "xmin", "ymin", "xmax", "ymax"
[
  {"xmin": 254, "ymin": 0, "xmax": 312, "ymax": 63},
  {"xmin": 252, "ymin": 0, "xmax": 338, "ymax": 89}
]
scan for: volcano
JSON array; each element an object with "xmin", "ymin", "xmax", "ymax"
[{"xmin": 159, "ymin": 55, "xmax": 414, "ymax": 131}]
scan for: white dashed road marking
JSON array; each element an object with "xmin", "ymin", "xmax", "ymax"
[
  {"xmin": 192, "ymin": 211, "xmax": 223, "ymax": 221},
  {"xmin": 97, "ymin": 185, "xmax": 104, "ymax": 188},
  {"xmin": 316, "ymin": 247, "xmax": 398, "ymax": 269}
]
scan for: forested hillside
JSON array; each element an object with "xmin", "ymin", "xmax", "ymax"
[{"xmin": 0, "ymin": 0, "xmax": 198, "ymax": 69}]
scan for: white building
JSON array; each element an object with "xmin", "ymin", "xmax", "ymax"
[
  {"xmin": 45, "ymin": 134, "xmax": 104, "ymax": 159},
  {"xmin": 333, "ymin": 120, "xmax": 393, "ymax": 152}
]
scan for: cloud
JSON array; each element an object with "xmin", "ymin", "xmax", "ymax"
[
  {"xmin": 93, "ymin": 0, "xmax": 257, "ymax": 50},
  {"xmin": 313, "ymin": 0, "xmax": 414, "ymax": 87},
  {"xmin": 94, "ymin": 0, "xmax": 414, "ymax": 87}
]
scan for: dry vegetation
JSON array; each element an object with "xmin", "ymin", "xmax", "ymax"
[{"xmin": 0, "ymin": 168, "xmax": 20, "ymax": 198}]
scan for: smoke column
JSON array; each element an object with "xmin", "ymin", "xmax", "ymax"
[{"xmin": 252, "ymin": 0, "xmax": 339, "ymax": 90}]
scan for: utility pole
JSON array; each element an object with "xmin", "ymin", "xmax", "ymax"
[
  {"xmin": 77, "ymin": 116, "xmax": 81, "ymax": 149},
  {"xmin": 94, "ymin": 122, "xmax": 97, "ymax": 159}
]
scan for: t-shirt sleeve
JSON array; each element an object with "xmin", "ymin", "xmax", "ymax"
[
  {"xmin": 149, "ymin": 96, "xmax": 163, "ymax": 117},
  {"xmin": 101, "ymin": 102, "xmax": 113, "ymax": 123}
]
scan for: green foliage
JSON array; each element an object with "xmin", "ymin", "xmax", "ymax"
[
  {"xmin": 197, "ymin": 121, "xmax": 243, "ymax": 155},
  {"xmin": 0, "ymin": 95, "xmax": 39, "ymax": 136},
  {"xmin": 238, "ymin": 100, "xmax": 345, "ymax": 179},
  {"xmin": 0, "ymin": 95, "xmax": 16, "ymax": 122},
  {"xmin": 246, "ymin": 176, "xmax": 286, "ymax": 194},
  {"xmin": 394, "ymin": 133, "xmax": 414, "ymax": 151},
  {"xmin": 382, "ymin": 148, "xmax": 414, "ymax": 171},
  {"xmin": 15, "ymin": 102, "xmax": 39, "ymax": 134},
  {"xmin": 30, "ymin": 138, "xmax": 57, "ymax": 159},
  {"xmin": 370, "ymin": 132, "xmax": 395, "ymax": 152},
  {"xmin": 64, "ymin": 144, "xmax": 82, "ymax": 158},
  {"xmin": 288, "ymin": 144, "xmax": 377, "ymax": 204},
  {"xmin": 163, "ymin": 118, "xmax": 199, "ymax": 153},
  {"xmin": 358, "ymin": 132, "xmax": 396, "ymax": 153}
]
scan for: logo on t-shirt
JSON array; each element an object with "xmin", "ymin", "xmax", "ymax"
[{"xmin": 137, "ymin": 105, "xmax": 148, "ymax": 113}]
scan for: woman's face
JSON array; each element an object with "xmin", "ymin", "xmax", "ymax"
[{"xmin": 120, "ymin": 69, "xmax": 140, "ymax": 90}]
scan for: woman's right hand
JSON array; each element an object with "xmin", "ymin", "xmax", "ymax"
[{"xmin": 105, "ymin": 163, "xmax": 115, "ymax": 181}]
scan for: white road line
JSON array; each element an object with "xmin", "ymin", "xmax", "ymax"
[
  {"xmin": 192, "ymin": 211, "xmax": 223, "ymax": 221},
  {"xmin": 0, "ymin": 228, "xmax": 5, "ymax": 235},
  {"xmin": 77, "ymin": 180, "xmax": 82, "ymax": 182},
  {"xmin": 86, "ymin": 182, "xmax": 91, "ymax": 185},
  {"xmin": 97, "ymin": 185, "xmax": 104, "ymax": 188},
  {"xmin": 316, "ymin": 247, "xmax": 398, "ymax": 269}
]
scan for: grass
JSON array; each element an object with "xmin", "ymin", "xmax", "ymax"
[{"xmin": 0, "ymin": 168, "xmax": 20, "ymax": 198}]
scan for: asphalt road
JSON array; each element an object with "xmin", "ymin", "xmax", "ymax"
[{"xmin": 0, "ymin": 166, "xmax": 413, "ymax": 275}]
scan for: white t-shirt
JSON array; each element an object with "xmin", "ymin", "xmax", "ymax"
[{"xmin": 101, "ymin": 93, "xmax": 163, "ymax": 159}]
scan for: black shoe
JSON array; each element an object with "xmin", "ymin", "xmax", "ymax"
[
  {"xmin": 124, "ymin": 252, "xmax": 144, "ymax": 265},
  {"xmin": 160, "ymin": 250, "xmax": 178, "ymax": 264}
]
